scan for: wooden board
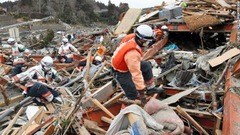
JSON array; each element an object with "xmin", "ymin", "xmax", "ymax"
[
  {"xmin": 114, "ymin": 8, "xmax": 142, "ymax": 35},
  {"xmin": 215, "ymin": 0, "xmax": 231, "ymax": 8},
  {"xmin": 208, "ymin": 48, "xmax": 240, "ymax": 67},
  {"xmin": 82, "ymin": 81, "xmax": 116, "ymax": 109},
  {"xmin": 162, "ymin": 87, "xmax": 198, "ymax": 105},
  {"xmin": 139, "ymin": 10, "xmax": 159, "ymax": 23}
]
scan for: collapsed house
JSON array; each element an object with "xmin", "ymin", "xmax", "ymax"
[{"xmin": 0, "ymin": 0, "xmax": 239, "ymax": 135}]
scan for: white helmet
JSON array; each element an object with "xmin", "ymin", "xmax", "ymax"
[
  {"xmin": 93, "ymin": 56, "xmax": 102, "ymax": 65},
  {"xmin": 94, "ymin": 56, "xmax": 102, "ymax": 62},
  {"xmin": 41, "ymin": 56, "xmax": 53, "ymax": 71},
  {"xmin": 135, "ymin": 24, "xmax": 154, "ymax": 41},
  {"xmin": 62, "ymin": 38, "xmax": 68, "ymax": 43},
  {"xmin": 7, "ymin": 38, "xmax": 16, "ymax": 45},
  {"xmin": 161, "ymin": 25, "xmax": 168, "ymax": 31}
]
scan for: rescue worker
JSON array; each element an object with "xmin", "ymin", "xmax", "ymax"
[
  {"xmin": 7, "ymin": 38, "xmax": 31, "ymax": 76},
  {"xmin": 148, "ymin": 25, "xmax": 169, "ymax": 46},
  {"xmin": 76, "ymin": 55, "xmax": 103, "ymax": 78},
  {"xmin": 58, "ymin": 38, "xmax": 80, "ymax": 63},
  {"xmin": 11, "ymin": 56, "xmax": 62, "ymax": 104},
  {"xmin": 111, "ymin": 24, "xmax": 165, "ymax": 105}
]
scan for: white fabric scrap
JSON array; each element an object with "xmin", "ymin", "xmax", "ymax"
[{"xmin": 106, "ymin": 104, "xmax": 164, "ymax": 135}]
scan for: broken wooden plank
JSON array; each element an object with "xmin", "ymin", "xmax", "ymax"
[
  {"xmin": 114, "ymin": 8, "xmax": 142, "ymax": 35},
  {"xmin": 82, "ymin": 81, "xmax": 116, "ymax": 109},
  {"xmin": 0, "ymin": 85, "xmax": 9, "ymax": 106},
  {"xmin": 101, "ymin": 116, "xmax": 112, "ymax": 124},
  {"xmin": 79, "ymin": 126, "xmax": 91, "ymax": 135},
  {"xmin": 215, "ymin": 0, "xmax": 231, "ymax": 8},
  {"xmin": 84, "ymin": 51, "xmax": 92, "ymax": 82},
  {"xmin": 103, "ymin": 91, "xmax": 124, "ymax": 106},
  {"xmin": 156, "ymin": 64, "xmax": 182, "ymax": 79},
  {"xmin": 215, "ymin": 129, "xmax": 222, "ymax": 135},
  {"xmin": 89, "ymin": 97, "xmax": 115, "ymax": 119},
  {"xmin": 139, "ymin": 10, "xmax": 159, "ymax": 23},
  {"xmin": 25, "ymin": 123, "xmax": 40, "ymax": 135},
  {"xmin": 84, "ymin": 119, "xmax": 107, "ymax": 135},
  {"xmin": 2, "ymin": 107, "xmax": 24, "ymax": 135},
  {"xmin": 176, "ymin": 106, "xmax": 209, "ymax": 135},
  {"xmin": 213, "ymin": 113, "xmax": 222, "ymax": 133},
  {"xmin": 43, "ymin": 124, "xmax": 56, "ymax": 135},
  {"xmin": 16, "ymin": 107, "xmax": 44, "ymax": 135},
  {"xmin": 162, "ymin": 87, "xmax": 198, "ymax": 105},
  {"xmin": 208, "ymin": 48, "xmax": 240, "ymax": 67}
]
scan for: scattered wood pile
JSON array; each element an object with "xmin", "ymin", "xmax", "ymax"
[{"xmin": 0, "ymin": 0, "xmax": 239, "ymax": 135}]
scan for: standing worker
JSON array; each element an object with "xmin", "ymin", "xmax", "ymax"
[
  {"xmin": 11, "ymin": 56, "xmax": 62, "ymax": 104},
  {"xmin": 58, "ymin": 38, "xmax": 80, "ymax": 63},
  {"xmin": 7, "ymin": 38, "xmax": 32, "ymax": 76},
  {"xmin": 111, "ymin": 24, "xmax": 164, "ymax": 105}
]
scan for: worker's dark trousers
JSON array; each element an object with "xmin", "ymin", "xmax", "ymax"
[
  {"xmin": 113, "ymin": 61, "xmax": 153, "ymax": 100},
  {"xmin": 11, "ymin": 64, "xmax": 24, "ymax": 76},
  {"xmin": 27, "ymin": 82, "xmax": 59, "ymax": 99},
  {"xmin": 57, "ymin": 56, "xmax": 73, "ymax": 63}
]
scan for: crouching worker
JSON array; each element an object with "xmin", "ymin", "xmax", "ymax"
[
  {"xmin": 75, "ymin": 55, "xmax": 103, "ymax": 78},
  {"xmin": 58, "ymin": 38, "xmax": 80, "ymax": 63},
  {"xmin": 111, "ymin": 24, "xmax": 165, "ymax": 106},
  {"xmin": 11, "ymin": 56, "xmax": 62, "ymax": 104},
  {"xmin": 7, "ymin": 38, "xmax": 32, "ymax": 76}
]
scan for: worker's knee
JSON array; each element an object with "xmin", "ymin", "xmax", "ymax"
[{"xmin": 140, "ymin": 61, "xmax": 152, "ymax": 71}]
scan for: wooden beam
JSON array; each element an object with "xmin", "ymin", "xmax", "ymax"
[
  {"xmin": 2, "ymin": 107, "xmax": 24, "ymax": 135},
  {"xmin": 89, "ymin": 97, "xmax": 115, "ymax": 119},
  {"xmin": 16, "ymin": 107, "xmax": 44, "ymax": 135},
  {"xmin": 162, "ymin": 87, "xmax": 198, "ymax": 105},
  {"xmin": 26, "ymin": 117, "xmax": 56, "ymax": 135},
  {"xmin": 176, "ymin": 106, "xmax": 209, "ymax": 135},
  {"xmin": 84, "ymin": 51, "xmax": 92, "ymax": 82},
  {"xmin": 101, "ymin": 116, "xmax": 112, "ymax": 124},
  {"xmin": 103, "ymin": 91, "xmax": 124, "ymax": 106},
  {"xmin": 79, "ymin": 126, "xmax": 91, "ymax": 135},
  {"xmin": 0, "ymin": 95, "xmax": 23, "ymax": 107}
]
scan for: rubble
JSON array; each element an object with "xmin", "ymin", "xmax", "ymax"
[{"xmin": 0, "ymin": 0, "xmax": 239, "ymax": 135}]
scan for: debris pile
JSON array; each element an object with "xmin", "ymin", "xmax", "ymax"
[{"xmin": 0, "ymin": 0, "xmax": 239, "ymax": 135}]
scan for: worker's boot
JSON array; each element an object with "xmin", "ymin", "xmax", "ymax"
[
  {"xmin": 146, "ymin": 87, "xmax": 165, "ymax": 95},
  {"xmin": 145, "ymin": 77, "xmax": 165, "ymax": 95},
  {"xmin": 52, "ymin": 97, "xmax": 62, "ymax": 104}
]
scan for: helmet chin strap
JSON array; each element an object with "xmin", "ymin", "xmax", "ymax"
[
  {"xmin": 41, "ymin": 65, "xmax": 51, "ymax": 73},
  {"xmin": 135, "ymin": 36, "xmax": 144, "ymax": 47}
]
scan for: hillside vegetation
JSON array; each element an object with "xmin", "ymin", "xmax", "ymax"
[{"xmin": 0, "ymin": 0, "xmax": 129, "ymax": 25}]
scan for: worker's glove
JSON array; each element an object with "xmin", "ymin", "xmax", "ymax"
[
  {"xmin": 9, "ymin": 55, "xmax": 13, "ymax": 62},
  {"xmin": 138, "ymin": 88, "xmax": 147, "ymax": 106},
  {"xmin": 22, "ymin": 91, "xmax": 27, "ymax": 97}
]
